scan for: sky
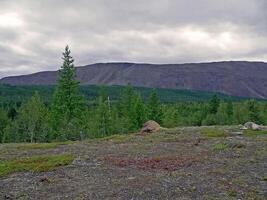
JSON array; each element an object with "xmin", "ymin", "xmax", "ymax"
[{"xmin": 0, "ymin": 0, "xmax": 267, "ymax": 77}]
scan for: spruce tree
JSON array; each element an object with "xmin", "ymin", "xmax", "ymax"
[
  {"xmin": 147, "ymin": 89, "xmax": 162, "ymax": 123},
  {"xmin": 209, "ymin": 94, "xmax": 220, "ymax": 114},
  {"xmin": 52, "ymin": 45, "xmax": 85, "ymax": 140},
  {"xmin": 118, "ymin": 84, "xmax": 141, "ymax": 132},
  {"xmin": 247, "ymin": 100, "xmax": 261, "ymax": 124},
  {"xmin": 95, "ymin": 87, "xmax": 112, "ymax": 137},
  {"xmin": 134, "ymin": 94, "xmax": 147, "ymax": 128},
  {"xmin": 226, "ymin": 101, "xmax": 234, "ymax": 124}
]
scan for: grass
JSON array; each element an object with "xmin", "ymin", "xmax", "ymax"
[
  {"xmin": 212, "ymin": 143, "xmax": 230, "ymax": 151},
  {"xmin": 244, "ymin": 130, "xmax": 267, "ymax": 137},
  {"xmin": 201, "ymin": 128, "xmax": 227, "ymax": 138},
  {"xmin": 0, "ymin": 154, "xmax": 74, "ymax": 177},
  {"xmin": 16, "ymin": 141, "xmax": 74, "ymax": 150}
]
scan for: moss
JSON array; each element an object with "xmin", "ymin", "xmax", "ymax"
[
  {"xmin": 0, "ymin": 154, "xmax": 74, "ymax": 177},
  {"xmin": 95, "ymin": 134, "xmax": 136, "ymax": 143},
  {"xmin": 213, "ymin": 143, "xmax": 230, "ymax": 151},
  {"xmin": 244, "ymin": 130, "xmax": 267, "ymax": 137},
  {"xmin": 16, "ymin": 141, "xmax": 74, "ymax": 150},
  {"xmin": 17, "ymin": 143, "xmax": 59, "ymax": 150},
  {"xmin": 201, "ymin": 128, "xmax": 227, "ymax": 138},
  {"xmin": 227, "ymin": 190, "xmax": 238, "ymax": 197}
]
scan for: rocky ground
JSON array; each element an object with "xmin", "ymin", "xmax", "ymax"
[{"xmin": 0, "ymin": 126, "xmax": 266, "ymax": 200}]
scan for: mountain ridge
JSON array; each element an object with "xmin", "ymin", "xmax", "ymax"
[{"xmin": 1, "ymin": 61, "xmax": 267, "ymax": 98}]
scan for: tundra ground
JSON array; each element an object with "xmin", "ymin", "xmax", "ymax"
[{"xmin": 0, "ymin": 126, "xmax": 266, "ymax": 200}]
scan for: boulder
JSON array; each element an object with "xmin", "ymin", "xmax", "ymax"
[
  {"xmin": 243, "ymin": 122, "xmax": 261, "ymax": 130},
  {"xmin": 140, "ymin": 120, "xmax": 161, "ymax": 134},
  {"xmin": 242, "ymin": 122, "xmax": 267, "ymax": 131}
]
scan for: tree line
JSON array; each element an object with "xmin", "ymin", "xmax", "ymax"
[{"xmin": 0, "ymin": 46, "xmax": 266, "ymax": 143}]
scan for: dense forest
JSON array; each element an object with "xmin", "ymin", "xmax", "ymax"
[
  {"xmin": 0, "ymin": 83, "xmax": 246, "ymax": 106},
  {"xmin": 0, "ymin": 46, "xmax": 266, "ymax": 143}
]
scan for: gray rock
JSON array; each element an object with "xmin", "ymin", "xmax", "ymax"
[
  {"xmin": 140, "ymin": 120, "xmax": 161, "ymax": 134},
  {"xmin": 242, "ymin": 122, "xmax": 267, "ymax": 131}
]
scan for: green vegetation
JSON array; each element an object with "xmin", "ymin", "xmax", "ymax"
[
  {"xmin": 0, "ymin": 84, "xmax": 248, "ymax": 107},
  {"xmin": 201, "ymin": 128, "xmax": 227, "ymax": 138},
  {"xmin": 97, "ymin": 134, "xmax": 136, "ymax": 143},
  {"xmin": 16, "ymin": 141, "xmax": 73, "ymax": 150},
  {"xmin": 244, "ymin": 130, "xmax": 267, "ymax": 137},
  {"xmin": 3, "ymin": 92, "xmax": 49, "ymax": 143},
  {"xmin": 1, "ymin": 46, "xmax": 267, "ymax": 143},
  {"xmin": 147, "ymin": 89, "xmax": 163, "ymax": 123},
  {"xmin": 212, "ymin": 143, "xmax": 230, "ymax": 151},
  {"xmin": 51, "ymin": 45, "xmax": 86, "ymax": 141},
  {"xmin": 0, "ymin": 154, "xmax": 74, "ymax": 177},
  {"xmin": 227, "ymin": 190, "xmax": 238, "ymax": 197}
]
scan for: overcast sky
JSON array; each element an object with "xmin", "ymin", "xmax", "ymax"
[{"xmin": 0, "ymin": 0, "xmax": 267, "ymax": 77}]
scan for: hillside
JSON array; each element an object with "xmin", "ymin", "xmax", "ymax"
[
  {"xmin": 1, "ymin": 61, "xmax": 267, "ymax": 99},
  {"xmin": 0, "ymin": 126, "xmax": 266, "ymax": 199}
]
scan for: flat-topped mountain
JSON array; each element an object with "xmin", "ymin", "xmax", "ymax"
[{"xmin": 1, "ymin": 61, "xmax": 267, "ymax": 98}]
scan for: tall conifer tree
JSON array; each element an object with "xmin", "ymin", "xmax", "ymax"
[{"xmin": 52, "ymin": 45, "xmax": 85, "ymax": 140}]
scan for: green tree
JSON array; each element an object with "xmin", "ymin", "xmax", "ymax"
[
  {"xmin": 162, "ymin": 105, "xmax": 181, "ymax": 127},
  {"xmin": 3, "ymin": 92, "xmax": 49, "ymax": 143},
  {"xmin": 52, "ymin": 45, "xmax": 85, "ymax": 140},
  {"xmin": 209, "ymin": 94, "xmax": 220, "ymax": 114},
  {"xmin": 147, "ymin": 89, "xmax": 163, "ymax": 123},
  {"xmin": 118, "ymin": 84, "xmax": 145, "ymax": 132},
  {"xmin": 262, "ymin": 103, "xmax": 267, "ymax": 125},
  {"xmin": 134, "ymin": 94, "xmax": 147, "ymax": 128},
  {"xmin": 7, "ymin": 107, "xmax": 17, "ymax": 120},
  {"xmin": 95, "ymin": 88, "xmax": 112, "ymax": 137},
  {"xmin": 215, "ymin": 103, "xmax": 229, "ymax": 125},
  {"xmin": 226, "ymin": 101, "xmax": 234, "ymax": 124},
  {"xmin": 233, "ymin": 103, "xmax": 249, "ymax": 124},
  {"xmin": 0, "ymin": 109, "xmax": 9, "ymax": 142},
  {"xmin": 247, "ymin": 100, "xmax": 261, "ymax": 124}
]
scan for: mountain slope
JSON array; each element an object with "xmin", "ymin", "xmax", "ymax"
[{"xmin": 1, "ymin": 61, "xmax": 267, "ymax": 98}]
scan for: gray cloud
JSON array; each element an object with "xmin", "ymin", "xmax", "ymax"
[{"xmin": 0, "ymin": 0, "xmax": 266, "ymax": 77}]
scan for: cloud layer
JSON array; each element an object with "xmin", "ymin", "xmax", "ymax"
[{"xmin": 0, "ymin": 0, "xmax": 267, "ymax": 77}]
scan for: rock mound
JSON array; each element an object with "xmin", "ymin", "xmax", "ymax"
[
  {"xmin": 242, "ymin": 122, "xmax": 267, "ymax": 131},
  {"xmin": 140, "ymin": 120, "xmax": 161, "ymax": 134}
]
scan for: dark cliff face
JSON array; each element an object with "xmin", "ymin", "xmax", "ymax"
[{"xmin": 1, "ymin": 61, "xmax": 267, "ymax": 98}]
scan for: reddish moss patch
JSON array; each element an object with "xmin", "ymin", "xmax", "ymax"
[{"xmin": 104, "ymin": 155, "xmax": 200, "ymax": 171}]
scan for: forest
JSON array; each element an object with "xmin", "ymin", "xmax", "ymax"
[{"xmin": 0, "ymin": 46, "xmax": 266, "ymax": 143}]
